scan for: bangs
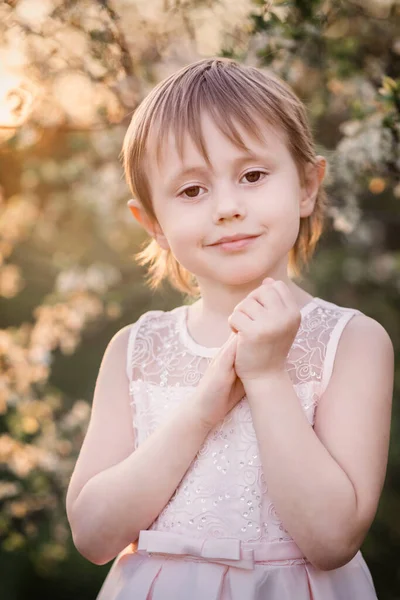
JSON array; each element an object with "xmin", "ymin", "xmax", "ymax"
[{"xmin": 149, "ymin": 63, "xmax": 289, "ymax": 171}]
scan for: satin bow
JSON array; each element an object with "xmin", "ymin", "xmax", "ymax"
[{"xmin": 136, "ymin": 530, "xmax": 306, "ymax": 571}]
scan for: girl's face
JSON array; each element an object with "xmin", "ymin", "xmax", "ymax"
[{"xmin": 144, "ymin": 112, "xmax": 318, "ymax": 290}]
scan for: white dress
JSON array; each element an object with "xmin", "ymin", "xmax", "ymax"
[{"xmin": 96, "ymin": 297, "xmax": 378, "ymax": 599}]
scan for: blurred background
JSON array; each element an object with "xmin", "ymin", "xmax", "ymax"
[{"xmin": 0, "ymin": 0, "xmax": 399, "ymax": 598}]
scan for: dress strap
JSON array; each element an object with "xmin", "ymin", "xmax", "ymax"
[
  {"xmin": 125, "ymin": 310, "xmax": 163, "ymax": 383},
  {"xmin": 126, "ymin": 317, "xmax": 143, "ymax": 383},
  {"xmin": 319, "ymin": 307, "xmax": 363, "ymax": 396},
  {"xmin": 126, "ymin": 322, "xmax": 137, "ymax": 382}
]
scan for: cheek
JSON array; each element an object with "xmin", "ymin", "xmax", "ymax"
[
  {"xmin": 259, "ymin": 184, "xmax": 300, "ymax": 223},
  {"xmin": 256, "ymin": 194, "xmax": 287, "ymax": 224},
  {"xmin": 164, "ymin": 215, "xmax": 203, "ymax": 251}
]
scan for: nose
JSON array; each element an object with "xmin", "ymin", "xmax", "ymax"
[{"xmin": 212, "ymin": 186, "xmax": 246, "ymax": 224}]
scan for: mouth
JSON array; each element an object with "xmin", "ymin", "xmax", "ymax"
[{"xmin": 209, "ymin": 235, "xmax": 260, "ymax": 251}]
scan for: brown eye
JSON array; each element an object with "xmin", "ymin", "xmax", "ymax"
[
  {"xmin": 182, "ymin": 185, "xmax": 202, "ymax": 198},
  {"xmin": 244, "ymin": 170, "xmax": 264, "ymax": 183}
]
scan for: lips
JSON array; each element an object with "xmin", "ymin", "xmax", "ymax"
[
  {"xmin": 208, "ymin": 235, "xmax": 260, "ymax": 252},
  {"xmin": 211, "ymin": 234, "xmax": 258, "ymax": 245}
]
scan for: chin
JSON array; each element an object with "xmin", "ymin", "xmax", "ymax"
[
  {"xmin": 187, "ymin": 257, "xmax": 273, "ymax": 287},
  {"xmin": 214, "ymin": 271, "xmax": 268, "ymax": 287}
]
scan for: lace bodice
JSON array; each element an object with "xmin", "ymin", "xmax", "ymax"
[{"xmin": 126, "ymin": 297, "xmax": 362, "ymax": 545}]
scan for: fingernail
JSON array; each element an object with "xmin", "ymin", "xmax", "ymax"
[{"xmin": 263, "ymin": 277, "xmax": 274, "ymax": 284}]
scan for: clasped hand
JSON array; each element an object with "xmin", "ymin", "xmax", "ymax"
[{"xmin": 228, "ymin": 278, "xmax": 302, "ymax": 383}]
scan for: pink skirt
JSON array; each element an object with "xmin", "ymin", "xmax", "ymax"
[{"xmin": 96, "ymin": 530, "xmax": 378, "ymax": 600}]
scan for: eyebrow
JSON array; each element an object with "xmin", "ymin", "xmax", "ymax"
[{"xmin": 165, "ymin": 152, "xmax": 272, "ymax": 191}]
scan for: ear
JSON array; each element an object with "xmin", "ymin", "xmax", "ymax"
[
  {"xmin": 299, "ymin": 156, "xmax": 326, "ymax": 218},
  {"xmin": 127, "ymin": 198, "xmax": 170, "ymax": 250}
]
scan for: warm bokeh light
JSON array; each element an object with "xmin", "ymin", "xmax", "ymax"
[{"xmin": 0, "ymin": 69, "xmax": 34, "ymax": 129}]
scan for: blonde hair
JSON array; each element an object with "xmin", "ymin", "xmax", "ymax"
[{"xmin": 122, "ymin": 57, "xmax": 328, "ymax": 298}]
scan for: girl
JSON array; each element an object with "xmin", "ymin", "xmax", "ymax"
[{"xmin": 66, "ymin": 58, "xmax": 394, "ymax": 599}]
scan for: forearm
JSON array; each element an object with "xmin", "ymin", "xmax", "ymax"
[
  {"xmin": 71, "ymin": 398, "xmax": 211, "ymax": 565},
  {"xmin": 244, "ymin": 372, "xmax": 358, "ymax": 570}
]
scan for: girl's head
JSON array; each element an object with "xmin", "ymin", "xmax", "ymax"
[{"xmin": 122, "ymin": 57, "xmax": 327, "ymax": 298}]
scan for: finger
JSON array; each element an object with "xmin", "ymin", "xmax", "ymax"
[
  {"xmin": 271, "ymin": 280, "xmax": 298, "ymax": 313},
  {"xmin": 228, "ymin": 309, "xmax": 252, "ymax": 334},
  {"xmin": 233, "ymin": 297, "xmax": 265, "ymax": 321},
  {"xmin": 254, "ymin": 282, "xmax": 285, "ymax": 310},
  {"xmin": 220, "ymin": 331, "xmax": 237, "ymax": 351},
  {"xmin": 220, "ymin": 332, "xmax": 238, "ymax": 364},
  {"xmin": 215, "ymin": 332, "xmax": 237, "ymax": 368},
  {"xmin": 243, "ymin": 280, "xmax": 271, "ymax": 305}
]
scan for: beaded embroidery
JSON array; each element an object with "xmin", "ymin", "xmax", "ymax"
[{"xmin": 127, "ymin": 300, "xmax": 361, "ymax": 544}]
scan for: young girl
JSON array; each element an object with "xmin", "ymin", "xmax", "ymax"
[{"xmin": 66, "ymin": 58, "xmax": 394, "ymax": 600}]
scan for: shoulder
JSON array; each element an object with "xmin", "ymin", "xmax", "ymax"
[
  {"xmin": 104, "ymin": 310, "xmax": 167, "ymax": 359},
  {"xmin": 124, "ymin": 306, "xmax": 184, "ymax": 333},
  {"xmin": 316, "ymin": 297, "xmax": 394, "ymax": 405},
  {"xmin": 122, "ymin": 306, "xmax": 186, "ymax": 370},
  {"xmin": 315, "ymin": 296, "xmax": 393, "ymax": 353},
  {"xmin": 341, "ymin": 312, "xmax": 393, "ymax": 349},
  {"xmin": 335, "ymin": 311, "xmax": 394, "ymax": 378},
  {"xmin": 310, "ymin": 297, "xmax": 394, "ymax": 396},
  {"xmin": 121, "ymin": 307, "xmax": 178, "ymax": 341}
]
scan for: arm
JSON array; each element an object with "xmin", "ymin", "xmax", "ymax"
[
  {"xmin": 66, "ymin": 325, "xmax": 211, "ymax": 566},
  {"xmin": 243, "ymin": 315, "xmax": 394, "ymax": 571}
]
